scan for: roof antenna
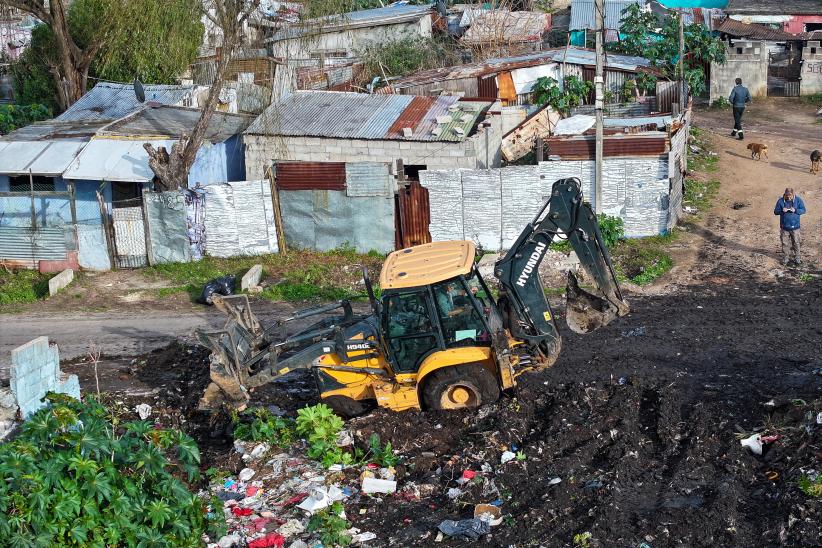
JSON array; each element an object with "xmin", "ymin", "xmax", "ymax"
[{"xmin": 133, "ymin": 76, "xmax": 145, "ymax": 103}]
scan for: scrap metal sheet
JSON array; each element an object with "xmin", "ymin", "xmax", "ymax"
[
  {"xmin": 144, "ymin": 191, "xmax": 191, "ymax": 265},
  {"xmin": 203, "ymin": 184, "xmax": 239, "ymax": 258},
  {"xmin": 231, "ymin": 180, "xmax": 278, "ymax": 255},
  {"xmin": 419, "ymin": 170, "xmax": 464, "ymax": 242},
  {"xmin": 345, "ymin": 162, "xmax": 392, "ymax": 197}
]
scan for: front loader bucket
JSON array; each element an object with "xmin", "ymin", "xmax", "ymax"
[{"xmin": 565, "ymin": 271, "xmax": 629, "ymax": 334}]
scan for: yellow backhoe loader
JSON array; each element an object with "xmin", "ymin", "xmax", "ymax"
[{"xmin": 196, "ymin": 178, "xmax": 629, "ymax": 416}]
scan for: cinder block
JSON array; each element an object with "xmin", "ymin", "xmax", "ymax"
[
  {"xmin": 241, "ymin": 264, "xmax": 263, "ymax": 291},
  {"xmin": 10, "ymin": 337, "xmax": 82, "ymax": 418},
  {"xmin": 48, "ymin": 268, "xmax": 74, "ymax": 296}
]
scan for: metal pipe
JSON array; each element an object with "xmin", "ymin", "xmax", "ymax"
[{"xmin": 594, "ymin": 0, "xmax": 605, "ymax": 214}]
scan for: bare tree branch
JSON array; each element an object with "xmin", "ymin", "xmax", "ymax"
[{"xmin": 0, "ymin": 0, "xmax": 51, "ymax": 24}]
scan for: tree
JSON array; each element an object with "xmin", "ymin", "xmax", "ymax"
[
  {"xmin": 5, "ymin": 0, "xmax": 203, "ymax": 110},
  {"xmin": 144, "ymin": 0, "xmax": 259, "ymax": 192},
  {"xmin": 532, "ymin": 76, "xmax": 593, "ymax": 114},
  {"xmin": 610, "ymin": 4, "xmax": 725, "ymax": 96}
]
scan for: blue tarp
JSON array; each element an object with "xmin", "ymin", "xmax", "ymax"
[{"xmin": 657, "ymin": 0, "xmax": 727, "ymax": 7}]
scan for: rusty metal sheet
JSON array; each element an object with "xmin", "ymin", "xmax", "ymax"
[
  {"xmin": 276, "ymin": 162, "xmax": 346, "ymax": 191},
  {"xmin": 477, "ymin": 75, "xmax": 499, "ymax": 99},
  {"xmin": 386, "ymin": 96, "xmax": 437, "ymax": 139},
  {"xmin": 546, "ymin": 135, "xmax": 667, "ymax": 160},
  {"xmin": 395, "ymin": 180, "xmax": 431, "ymax": 249},
  {"xmin": 496, "ymin": 72, "xmax": 517, "ymax": 102}
]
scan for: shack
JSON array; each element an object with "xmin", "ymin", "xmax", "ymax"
[{"xmin": 243, "ymin": 90, "xmax": 502, "ymax": 253}]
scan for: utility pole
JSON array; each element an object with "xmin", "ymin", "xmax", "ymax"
[
  {"xmin": 679, "ymin": 10, "xmax": 686, "ymax": 107},
  {"xmin": 594, "ymin": 0, "xmax": 604, "ymax": 213}
]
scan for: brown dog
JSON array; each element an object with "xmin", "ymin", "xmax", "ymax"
[
  {"xmin": 811, "ymin": 150, "xmax": 821, "ymax": 174},
  {"xmin": 747, "ymin": 142, "xmax": 768, "ymax": 160}
]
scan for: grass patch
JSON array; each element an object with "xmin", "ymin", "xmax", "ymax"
[
  {"xmin": 0, "ymin": 269, "xmax": 53, "ymax": 306},
  {"xmin": 798, "ymin": 273, "xmax": 814, "ymax": 283},
  {"xmin": 684, "ymin": 179, "xmax": 721, "ymax": 217},
  {"xmin": 611, "ymin": 238, "xmax": 674, "ymax": 286},
  {"xmin": 800, "ymin": 93, "xmax": 822, "ymax": 106},
  {"xmin": 798, "ymin": 474, "xmax": 822, "ymax": 498},
  {"xmin": 544, "ymin": 287, "xmax": 566, "ymax": 297},
  {"xmin": 144, "ymin": 246, "xmax": 386, "ymax": 303}
]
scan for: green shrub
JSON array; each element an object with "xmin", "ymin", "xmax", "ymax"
[
  {"xmin": 597, "ymin": 214, "xmax": 625, "ymax": 249},
  {"xmin": 798, "ymin": 474, "xmax": 822, "ymax": 498},
  {"xmin": 296, "ymin": 404, "xmax": 352, "ymax": 468},
  {"xmin": 712, "ymin": 96, "xmax": 730, "ymax": 109},
  {"xmin": 0, "ymin": 270, "xmax": 53, "ymax": 306},
  {"xmin": 0, "ymin": 394, "xmax": 225, "ymax": 545},
  {"xmin": 307, "ymin": 501, "xmax": 352, "ymax": 546},
  {"xmin": 532, "ymin": 75, "xmax": 594, "ymax": 114},
  {"xmin": 356, "ymin": 36, "xmax": 460, "ymax": 87},
  {"xmin": 0, "ymin": 104, "xmax": 52, "ymax": 135},
  {"xmin": 232, "ymin": 407, "xmax": 296, "ymax": 448},
  {"xmin": 367, "ymin": 434, "xmax": 397, "ymax": 467}
]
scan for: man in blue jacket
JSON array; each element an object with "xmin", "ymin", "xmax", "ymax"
[
  {"xmin": 729, "ymin": 78, "xmax": 752, "ymax": 140},
  {"xmin": 774, "ymin": 187, "xmax": 806, "ymax": 265}
]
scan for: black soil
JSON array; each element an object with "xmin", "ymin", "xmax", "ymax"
[{"xmin": 71, "ymin": 273, "xmax": 822, "ymax": 547}]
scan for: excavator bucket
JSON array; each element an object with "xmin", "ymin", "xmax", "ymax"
[{"xmin": 564, "ymin": 271, "xmax": 629, "ymax": 334}]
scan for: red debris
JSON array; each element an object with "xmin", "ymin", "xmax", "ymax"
[
  {"xmin": 248, "ymin": 533, "xmax": 286, "ymax": 548},
  {"xmin": 231, "ymin": 507, "xmax": 254, "ymax": 517},
  {"xmin": 279, "ymin": 493, "xmax": 309, "ymax": 507},
  {"xmin": 247, "ymin": 486, "xmax": 261, "ymax": 497},
  {"xmin": 462, "ymin": 470, "xmax": 477, "ymax": 480}
]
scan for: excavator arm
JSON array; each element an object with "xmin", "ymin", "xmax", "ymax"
[{"xmin": 494, "ymin": 177, "xmax": 629, "ymax": 363}]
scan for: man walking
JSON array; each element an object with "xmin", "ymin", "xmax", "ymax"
[
  {"xmin": 774, "ymin": 188, "xmax": 806, "ymax": 265},
  {"xmin": 729, "ymin": 78, "xmax": 752, "ymax": 140}
]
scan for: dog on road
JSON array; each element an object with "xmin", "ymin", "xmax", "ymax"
[
  {"xmin": 811, "ymin": 150, "xmax": 821, "ymax": 174},
  {"xmin": 746, "ymin": 143, "xmax": 768, "ymax": 160}
]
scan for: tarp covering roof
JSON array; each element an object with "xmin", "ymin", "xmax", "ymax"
[
  {"xmin": 62, "ymin": 138, "xmax": 175, "ymax": 182},
  {"xmin": 57, "ymin": 82, "xmax": 198, "ymax": 122},
  {"xmin": 0, "ymin": 140, "xmax": 87, "ymax": 175},
  {"xmin": 725, "ymin": 0, "xmax": 822, "ymax": 15},
  {"xmin": 245, "ymin": 91, "xmax": 491, "ymax": 142},
  {"xmin": 570, "ymin": 0, "xmax": 645, "ymax": 31},
  {"xmin": 99, "ymin": 105, "xmax": 253, "ymax": 143}
]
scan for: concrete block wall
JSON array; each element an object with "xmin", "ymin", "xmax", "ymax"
[
  {"xmin": 9, "ymin": 337, "xmax": 81, "ymax": 419},
  {"xmin": 802, "ymin": 41, "xmax": 822, "ymax": 94},
  {"xmin": 710, "ymin": 42, "xmax": 768, "ymax": 104},
  {"xmin": 243, "ymin": 134, "xmax": 489, "ymax": 181}
]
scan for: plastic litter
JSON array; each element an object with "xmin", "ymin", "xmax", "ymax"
[
  {"xmin": 351, "ymin": 531, "xmax": 377, "ymax": 543},
  {"xmin": 378, "ymin": 467, "xmax": 396, "ymax": 480},
  {"xmin": 474, "ymin": 504, "xmax": 502, "ymax": 526},
  {"xmin": 462, "ymin": 470, "xmax": 477, "ymax": 480},
  {"xmin": 239, "ymin": 468, "xmax": 256, "ymax": 481},
  {"xmin": 135, "ymin": 403, "xmax": 152, "ymax": 420},
  {"xmin": 817, "ymin": 411, "xmax": 822, "ymax": 425},
  {"xmin": 250, "ymin": 444, "xmax": 269, "ymax": 459},
  {"xmin": 446, "ymin": 487, "xmax": 463, "ymax": 499},
  {"xmin": 218, "ymin": 533, "xmax": 242, "ymax": 548},
  {"xmin": 200, "ymin": 275, "xmax": 236, "ymax": 305},
  {"xmin": 296, "ymin": 485, "xmax": 345, "ymax": 513},
  {"xmin": 548, "ymin": 477, "xmax": 562, "ymax": 485},
  {"xmin": 361, "ymin": 477, "xmax": 397, "ymax": 494},
  {"xmin": 277, "ymin": 519, "xmax": 305, "ymax": 537},
  {"xmin": 247, "ymin": 533, "xmax": 286, "ymax": 548},
  {"xmin": 438, "ymin": 518, "xmax": 491, "ymax": 540},
  {"xmin": 741, "ymin": 433, "xmax": 763, "ymax": 455},
  {"xmin": 287, "ymin": 541, "xmax": 308, "ymax": 548},
  {"xmin": 500, "ymin": 451, "xmax": 516, "ymax": 464}
]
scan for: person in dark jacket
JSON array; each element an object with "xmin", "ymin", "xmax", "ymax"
[
  {"xmin": 729, "ymin": 78, "xmax": 752, "ymax": 140},
  {"xmin": 774, "ymin": 187, "xmax": 806, "ymax": 265}
]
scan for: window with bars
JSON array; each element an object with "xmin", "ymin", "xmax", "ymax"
[{"xmin": 8, "ymin": 175, "xmax": 55, "ymax": 192}]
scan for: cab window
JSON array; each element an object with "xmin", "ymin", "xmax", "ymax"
[
  {"xmin": 431, "ymin": 279, "xmax": 489, "ymax": 348},
  {"xmin": 384, "ymin": 291, "xmax": 439, "ymax": 373}
]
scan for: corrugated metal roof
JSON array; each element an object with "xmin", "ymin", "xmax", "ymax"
[
  {"xmin": 62, "ymin": 137, "xmax": 175, "ymax": 182},
  {"xmin": 725, "ymin": 0, "xmax": 820, "ymax": 15},
  {"xmin": 461, "ymin": 10, "xmax": 550, "ymax": 44},
  {"xmin": 270, "ymin": 4, "xmax": 432, "ymax": 42},
  {"xmin": 0, "ymin": 140, "xmax": 86, "ymax": 175},
  {"xmin": 245, "ymin": 91, "xmax": 492, "ymax": 142},
  {"xmin": 2, "ymin": 120, "xmax": 110, "ymax": 141},
  {"xmin": 570, "ymin": 0, "xmax": 645, "ymax": 31},
  {"xmin": 390, "ymin": 47, "xmax": 656, "ymax": 90},
  {"xmin": 716, "ymin": 17, "xmax": 807, "ymax": 40},
  {"xmin": 98, "ymin": 105, "xmax": 253, "ymax": 143},
  {"xmin": 605, "ymin": 115, "xmax": 672, "ymax": 128},
  {"xmin": 57, "ymin": 82, "xmax": 198, "ymax": 122}
]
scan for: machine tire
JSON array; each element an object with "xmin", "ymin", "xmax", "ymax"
[
  {"xmin": 322, "ymin": 396, "xmax": 374, "ymax": 418},
  {"xmin": 421, "ymin": 364, "xmax": 500, "ymax": 411}
]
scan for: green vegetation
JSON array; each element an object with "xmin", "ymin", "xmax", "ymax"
[
  {"xmin": 232, "ymin": 407, "xmax": 297, "ymax": 448},
  {"xmin": 532, "ymin": 76, "xmax": 594, "ymax": 114},
  {"xmin": 307, "ymin": 501, "xmax": 352, "ymax": 547},
  {"xmin": 0, "ymin": 394, "xmax": 224, "ymax": 545},
  {"xmin": 144, "ymin": 247, "xmax": 385, "ymax": 303},
  {"xmin": 611, "ymin": 4, "xmax": 726, "ymax": 96},
  {"xmin": 356, "ymin": 36, "xmax": 460, "ymax": 88},
  {"xmin": 800, "ymin": 93, "xmax": 822, "ymax": 106},
  {"xmin": 573, "ymin": 532, "xmax": 593, "ymax": 548},
  {"xmin": 12, "ymin": 0, "xmax": 203, "ymax": 110},
  {"xmin": 611, "ymin": 236, "xmax": 675, "ymax": 286},
  {"xmin": 296, "ymin": 403, "xmax": 352, "ymax": 468},
  {"xmin": 684, "ymin": 179, "xmax": 721, "ymax": 217},
  {"xmin": 798, "ymin": 474, "xmax": 822, "ymax": 497},
  {"xmin": 0, "ymin": 269, "xmax": 54, "ymax": 307},
  {"xmin": 0, "ymin": 104, "xmax": 52, "ymax": 135},
  {"xmin": 367, "ymin": 434, "xmax": 398, "ymax": 468},
  {"xmin": 551, "ymin": 214, "xmax": 624, "ymax": 252},
  {"xmin": 798, "ymin": 273, "xmax": 815, "ymax": 283},
  {"xmin": 711, "ymin": 96, "xmax": 731, "ymax": 109}
]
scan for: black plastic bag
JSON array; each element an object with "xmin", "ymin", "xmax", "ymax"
[{"xmin": 199, "ymin": 274, "xmax": 236, "ymax": 305}]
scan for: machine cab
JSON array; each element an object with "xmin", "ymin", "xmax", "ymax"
[{"xmin": 377, "ymin": 241, "xmax": 497, "ymax": 375}]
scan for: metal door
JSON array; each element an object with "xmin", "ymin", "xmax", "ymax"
[
  {"xmin": 768, "ymin": 49, "xmax": 802, "ymax": 97},
  {"xmin": 112, "ymin": 206, "xmax": 147, "ymax": 268},
  {"xmin": 394, "ymin": 180, "xmax": 431, "ymax": 249}
]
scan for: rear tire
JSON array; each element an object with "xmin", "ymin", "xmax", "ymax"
[
  {"xmin": 421, "ymin": 364, "xmax": 500, "ymax": 411},
  {"xmin": 322, "ymin": 395, "xmax": 374, "ymax": 418}
]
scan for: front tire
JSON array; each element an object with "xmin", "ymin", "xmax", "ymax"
[
  {"xmin": 421, "ymin": 364, "xmax": 500, "ymax": 411},
  {"xmin": 322, "ymin": 395, "xmax": 374, "ymax": 418}
]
